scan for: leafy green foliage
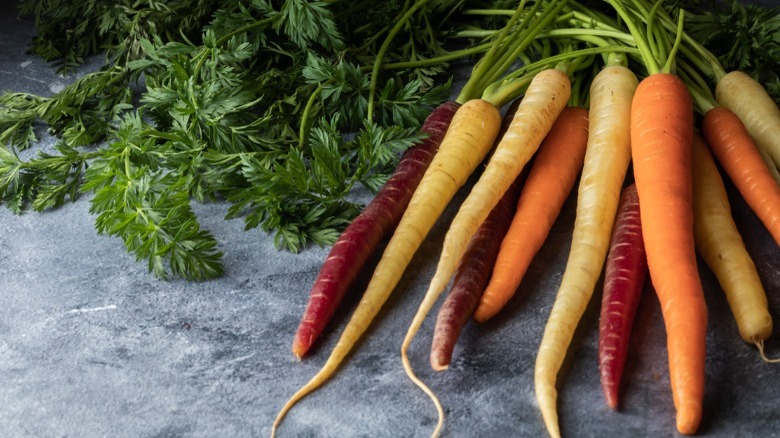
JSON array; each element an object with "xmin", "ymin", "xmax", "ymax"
[
  {"xmin": 1, "ymin": 0, "xmax": 469, "ymax": 280},
  {"xmin": 679, "ymin": 0, "xmax": 780, "ymax": 101}
]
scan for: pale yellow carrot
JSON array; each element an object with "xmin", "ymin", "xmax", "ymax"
[{"xmin": 534, "ymin": 64, "xmax": 638, "ymax": 438}]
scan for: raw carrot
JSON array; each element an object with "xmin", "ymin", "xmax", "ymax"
[
  {"xmin": 598, "ymin": 183, "xmax": 647, "ymax": 410},
  {"xmin": 400, "ymin": 68, "xmax": 571, "ymax": 436},
  {"xmin": 715, "ymin": 71, "xmax": 780, "ymax": 169},
  {"xmin": 292, "ymin": 101, "xmax": 460, "ymax": 359},
  {"xmin": 631, "ymin": 72, "xmax": 706, "ymax": 436},
  {"xmin": 272, "ymin": 97, "xmax": 502, "ymax": 435},
  {"xmin": 604, "ymin": 1, "xmax": 708, "ymax": 431},
  {"xmin": 474, "ymin": 105, "xmax": 590, "ymax": 323},
  {"xmin": 427, "ymin": 97, "xmax": 525, "ymax": 371},
  {"xmin": 691, "ymin": 132, "xmax": 773, "ymax": 349},
  {"xmin": 701, "ymin": 106, "xmax": 780, "ymax": 246},
  {"xmin": 429, "ymin": 166, "xmax": 525, "ymax": 371},
  {"xmin": 535, "ymin": 64, "xmax": 637, "ymax": 438}
]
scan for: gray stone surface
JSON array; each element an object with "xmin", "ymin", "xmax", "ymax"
[{"xmin": 1, "ymin": 3, "xmax": 779, "ymax": 438}]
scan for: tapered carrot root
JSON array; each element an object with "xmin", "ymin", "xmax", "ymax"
[
  {"xmin": 631, "ymin": 73, "xmax": 706, "ymax": 436},
  {"xmin": 272, "ymin": 98, "xmax": 502, "ymax": 435},
  {"xmin": 475, "ymin": 106, "xmax": 590, "ymax": 323},
  {"xmin": 535, "ymin": 65, "xmax": 637, "ymax": 438},
  {"xmin": 702, "ymin": 106, "xmax": 780, "ymax": 246},
  {"xmin": 430, "ymin": 170, "xmax": 525, "ymax": 371},
  {"xmin": 691, "ymin": 133, "xmax": 772, "ymax": 345},
  {"xmin": 715, "ymin": 71, "xmax": 780, "ymax": 169},
  {"xmin": 405, "ymin": 68, "xmax": 572, "ymax": 374},
  {"xmin": 292, "ymin": 101, "xmax": 460, "ymax": 359},
  {"xmin": 400, "ymin": 69, "xmax": 572, "ymax": 437},
  {"xmin": 599, "ymin": 183, "xmax": 647, "ymax": 410}
]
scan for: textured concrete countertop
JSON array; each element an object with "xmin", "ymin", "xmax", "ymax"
[{"xmin": 1, "ymin": 3, "xmax": 779, "ymax": 438}]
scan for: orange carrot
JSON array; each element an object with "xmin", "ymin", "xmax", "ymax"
[
  {"xmin": 630, "ymin": 73, "xmax": 707, "ymax": 435},
  {"xmin": 702, "ymin": 106, "xmax": 780, "ymax": 246},
  {"xmin": 474, "ymin": 106, "xmax": 589, "ymax": 323}
]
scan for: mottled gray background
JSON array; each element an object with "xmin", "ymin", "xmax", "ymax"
[{"xmin": 1, "ymin": 2, "xmax": 779, "ymax": 437}]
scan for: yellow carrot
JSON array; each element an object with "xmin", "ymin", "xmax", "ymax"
[
  {"xmin": 271, "ymin": 98, "xmax": 502, "ymax": 435},
  {"xmin": 535, "ymin": 65, "xmax": 638, "ymax": 438},
  {"xmin": 400, "ymin": 67, "xmax": 572, "ymax": 437},
  {"xmin": 691, "ymin": 133, "xmax": 773, "ymax": 348}
]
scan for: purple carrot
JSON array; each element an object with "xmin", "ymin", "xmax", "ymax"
[
  {"xmin": 292, "ymin": 101, "xmax": 460, "ymax": 359},
  {"xmin": 429, "ymin": 98, "xmax": 525, "ymax": 371},
  {"xmin": 598, "ymin": 183, "xmax": 648, "ymax": 409}
]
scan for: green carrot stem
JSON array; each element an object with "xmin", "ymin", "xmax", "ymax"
[
  {"xmin": 367, "ymin": 0, "xmax": 432, "ymax": 121},
  {"xmin": 605, "ymin": 0, "xmax": 660, "ymax": 74}
]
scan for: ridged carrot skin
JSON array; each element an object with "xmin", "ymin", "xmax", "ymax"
[
  {"xmin": 474, "ymin": 106, "xmax": 590, "ymax": 323},
  {"xmin": 292, "ymin": 101, "xmax": 460, "ymax": 358},
  {"xmin": 691, "ymin": 133, "xmax": 772, "ymax": 345},
  {"xmin": 631, "ymin": 73, "xmax": 706, "ymax": 436},
  {"xmin": 715, "ymin": 71, "xmax": 780, "ymax": 169},
  {"xmin": 535, "ymin": 65, "xmax": 637, "ymax": 438},
  {"xmin": 429, "ymin": 169, "xmax": 525, "ymax": 371},
  {"xmin": 598, "ymin": 183, "xmax": 647, "ymax": 410},
  {"xmin": 272, "ymin": 98, "xmax": 502, "ymax": 435},
  {"xmin": 702, "ymin": 106, "xmax": 780, "ymax": 246}
]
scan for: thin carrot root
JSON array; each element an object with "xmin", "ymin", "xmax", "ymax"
[{"xmin": 756, "ymin": 341, "xmax": 780, "ymax": 364}]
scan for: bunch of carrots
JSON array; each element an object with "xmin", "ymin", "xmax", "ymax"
[{"xmin": 272, "ymin": 0, "xmax": 779, "ymax": 436}]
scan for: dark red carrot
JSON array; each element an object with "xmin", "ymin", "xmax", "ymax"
[
  {"xmin": 598, "ymin": 183, "xmax": 647, "ymax": 410},
  {"xmin": 429, "ymin": 162, "xmax": 526, "ymax": 371},
  {"xmin": 291, "ymin": 101, "xmax": 460, "ymax": 359}
]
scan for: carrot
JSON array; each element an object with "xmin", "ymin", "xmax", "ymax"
[
  {"xmin": 603, "ymin": 1, "xmax": 708, "ymax": 432},
  {"xmin": 534, "ymin": 64, "xmax": 637, "ymax": 438},
  {"xmin": 399, "ymin": 67, "xmax": 571, "ymax": 436},
  {"xmin": 474, "ymin": 105, "xmax": 590, "ymax": 323},
  {"xmin": 292, "ymin": 101, "xmax": 460, "ymax": 359},
  {"xmin": 598, "ymin": 183, "xmax": 647, "ymax": 410},
  {"xmin": 691, "ymin": 132, "xmax": 773, "ymax": 351},
  {"xmin": 427, "ymin": 97, "xmax": 525, "ymax": 371},
  {"xmin": 701, "ymin": 106, "xmax": 780, "ymax": 246},
  {"xmin": 630, "ymin": 73, "xmax": 706, "ymax": 435},
  {"xmin": 272, "ymin": 97, "xmax": 502, "ymax": 434},
  {"xmin": 429, "ymin": 166, "xmax": 525, "ymax": 371},
  {"xmin": 715, "ymin": 71, "xmax": 780, "ymax": 169}
]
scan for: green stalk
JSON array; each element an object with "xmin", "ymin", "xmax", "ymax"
[
  {"xmin": 457, "ymin": 1, "xmax": 529, "ymax": 102},
  {"xmin": 367, "ymin": 0, "xmax": 432, "ymax": 121},
  {"xmin": 298, "ymin": 83, "xmax": 325, "ymax": 148},
  {"xmin": 482, "ymin": 45, "xmax": 637, "ymax": 107},
  {"xmin": 478, "ymin": 0, "xmax": 569, "ymax": 93},
  {"xmin": 662, "ymin": 11, "xmax": 686, "ymax": 74},
  {"xmin": 605, "ymin": 0, "xmax": 660, "ymax": 74}
]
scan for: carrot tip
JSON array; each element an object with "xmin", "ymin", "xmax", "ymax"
[{"xmin": 431, "ymin": 362, "xmax": 449, "ymax": 372}]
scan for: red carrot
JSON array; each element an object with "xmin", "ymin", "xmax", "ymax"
[
  {"xmin": 291, "ymin": 101, "xmax": 460, "ymax": 358},
  {"xmin": 598, "ymin": 183, "xmax": 647, "ymax": 410},
  {"xmin": 429, "ymin": 161, "xmax": 526, "ymax": 371}
]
